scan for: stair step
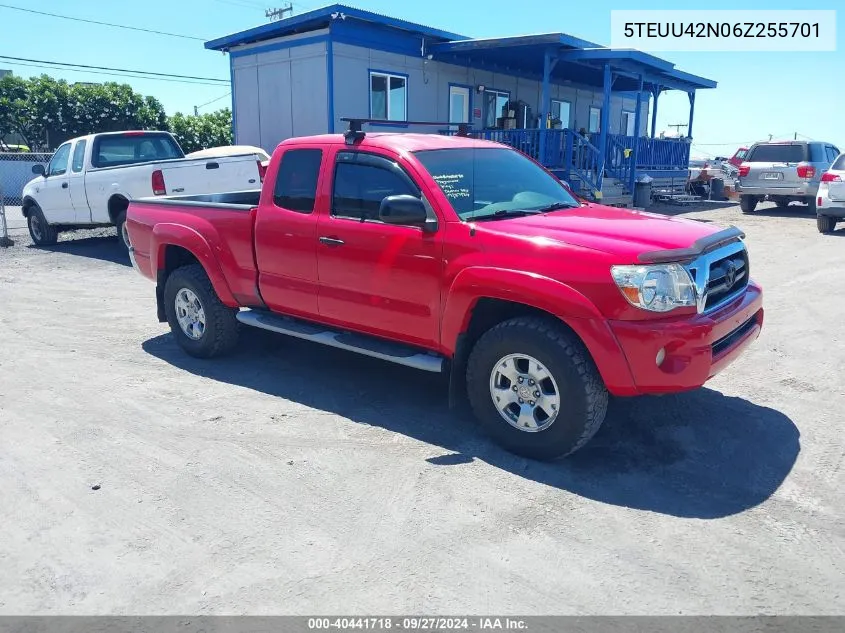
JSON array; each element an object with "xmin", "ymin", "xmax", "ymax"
[{"xmin": 236, "ymin": 310, "xmax": 446, "ymax": 373}]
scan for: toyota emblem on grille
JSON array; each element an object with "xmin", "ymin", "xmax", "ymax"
[{"xmin": 724, "ymin": 260, "xmax": 737, "ymax": 288}]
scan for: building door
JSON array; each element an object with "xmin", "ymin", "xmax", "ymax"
[
  {"xmin": 622, "ymin": 111, "xmax": 636, "ymax": 137},
  {"xmin": 449, "ymin": 85, "xmax": 470, "ymax": 131}
]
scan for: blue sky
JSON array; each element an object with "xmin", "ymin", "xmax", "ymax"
[{"xmin": 1, "ymin": 0, "xmax": 842, "ymax": 158}]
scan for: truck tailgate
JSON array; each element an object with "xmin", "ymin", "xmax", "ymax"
[{"xmin": 160, "ymin": 155, "xmax": 260, "ymax": 196}]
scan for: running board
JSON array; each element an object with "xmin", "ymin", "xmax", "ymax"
[{"xmin": 236, "ymin": 310, "xmax": 445, "ymax": 373}]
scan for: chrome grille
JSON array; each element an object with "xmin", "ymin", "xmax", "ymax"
[
  {"xmin": 704, "ymin": 249, "xmax": 749, "ymax": 310},
  {"xmin": 684, "ymin": 239, "xmax": 749, "ymax": 314}
]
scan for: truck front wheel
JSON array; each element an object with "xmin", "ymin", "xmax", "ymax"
[
  {"xmin": 163, "ymin": 264, "xmax": 240, "ymax": 358},
  {"xmin": 465, "ymin": 316, "xmax": 609, "ymax": 460},
  {"xmin": 26, "ymin": 204, "xmax": 58, "ymax": 246}
]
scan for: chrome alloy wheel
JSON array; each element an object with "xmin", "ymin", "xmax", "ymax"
[
  {"xmin": 175, "ymin": 288, "xmax": 206, "ymax": 340},
  {"xmin": 29, "ymin": 214, "xmax": 43, "ymax": 241},
  {"xmin": 121, "ymin": 221, "xmax": 131, "ymax": 249},
  {"xmin": 489, "ymin": 353, "xmax": 561, "ymax": 432}
]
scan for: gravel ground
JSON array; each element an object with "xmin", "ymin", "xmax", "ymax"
[{"xmin": 0, "ymin": 201, "xmax": 843, "ymax": 615}]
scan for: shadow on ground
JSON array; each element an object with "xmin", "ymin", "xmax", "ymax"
[
  {"xmin": 28, "ymin": 234, "xmax": 130, "ymax": 266},
  {"xmin": 143, "ymin": 328, "xmax": 800, "ymax": 519}
]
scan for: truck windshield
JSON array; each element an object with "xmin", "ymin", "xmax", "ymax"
[
  {"xmin": 92, "ymin": 133, "xmax": 184, "ymax": 168},
  {"xmin": 413, "ymin": 147, "xmax": 579, "ymax": 221}
]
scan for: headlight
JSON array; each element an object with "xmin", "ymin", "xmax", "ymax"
[{"xmin": 610, "ymin": 263, "xmax": 696, "ymax": 313}]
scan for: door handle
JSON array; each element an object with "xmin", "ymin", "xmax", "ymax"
[
  {"xmin": 61, "ymin": 182, "xmax": 68, "ymax": 189},
  {"xmin": 319, "ymin": 236, "xmax": 345, "ymax": 247}
]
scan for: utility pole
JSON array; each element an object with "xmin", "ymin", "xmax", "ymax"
[
  {"xmin": 266, "ymin": 4, "xmax": 293, "ymax": 21},
  {"xmin": 668, "ymin": 123, "xmax": 688, "ymax": 137},
  {"xmin": 768, "ymin": 134, "xmax": 773, "ymax": 141},
  {"xmin": 794, "ymin": 132, "xmax": 797, "ymax": 140}
]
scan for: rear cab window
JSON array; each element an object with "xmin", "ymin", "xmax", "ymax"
[
  {"xmin": 91, "ymin": 133, "xmax": 184, "ymax": 168},
  {"xmin": 748, "ymin": 144, "xmax": 807, "ymax": 163},
  {"xmin": 71, "ymin": 140, "xmax": 87, "ymax": 173},
  {"xmin": 273, "ymin": 148, "xmax": 323, "ymax": 213}
]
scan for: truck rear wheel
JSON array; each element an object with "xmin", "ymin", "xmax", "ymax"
[
  {"xmin": 115, "ymin": 211, "xmax": 130, "ymax": 252},
  {"xmin": 817, "ymin": 215, "xmax": 837, "ymax": 234},
  {"xmin": 163, "ymin": 264, "xmax": 240, "ymax": 358},
  {"xmin": 465, "ymin": 316, "xmax": 609, "ymax": 460},
  {"xmin": 739, "ymin": 195, "xmax": 757, "ymax": 214},
  {"xmin": 26, "ymin": 204, "xmax": 58, "ymax": 246}
]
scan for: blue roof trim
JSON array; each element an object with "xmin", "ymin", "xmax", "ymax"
[
  {"xmin": 429, "ymin": 32, "xmax": 601, "ymax": 53},
  {"xmin": 205, "ymin": 3, "xmax": 466, "ymax": 51}
]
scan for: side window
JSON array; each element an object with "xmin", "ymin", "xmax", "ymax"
[
  {"xmin": 332, "ymin": 153, "xmax": 420, "ymax": 221},
  {"xmin": 71, "ymin": 140, "xmax": 87, "ymax": 173},
  {"xmin": 48, "ymin": 143, "xmax": 71, "ymax": 177},
  {"xmin": 826, "ymin": 146, "xmax": 839, "ymax": 163},
  {"xmin": 273, "ymin": 148, "xmax": 323, "ymax": 213},
  {"xmin": 809, "ymin": 143, "xmax": 826, "ymax": 162}
]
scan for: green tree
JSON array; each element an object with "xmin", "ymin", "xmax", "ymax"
[
  {"xmin": 0, "ymin": 74, "xmax": 42, "ymax": 148},
  {"xmin": 0, "ymin": 74, "xmax": 169, "ymax": 149},
  {"xmin": 167, "ymin": 108, "xmax": 233, "ymax": 153}
]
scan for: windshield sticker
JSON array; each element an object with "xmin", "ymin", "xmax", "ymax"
[{"xmin": 432, "ymin": 173, "xmax": 470, "ymax": 199}]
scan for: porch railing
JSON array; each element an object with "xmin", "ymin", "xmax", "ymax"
[
  {"xmin": 562, "ymin": 129, "xmax": 602, "ymax": 195},
  {"xmin": 438, "ymin": 128, "xmax": 691, "ymax": 193},
  {"xmin": 606, "ymin": 135, "xmax": 692, "ymax": 171}
]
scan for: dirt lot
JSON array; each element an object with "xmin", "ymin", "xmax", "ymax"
[{"xmin": 0, "ymin": 201, "xmax": 843, "ymax": 615}]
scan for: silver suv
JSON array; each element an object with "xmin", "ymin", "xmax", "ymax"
[{"xmin": 736, "ymin": 140, "xmax": 840, "ymax": 214}]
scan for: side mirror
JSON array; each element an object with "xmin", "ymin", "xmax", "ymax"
[
  {"xmin": 32, "ymin": 164, "xmax": 45, "ymax": 176},
  {"xmin": 379, "ymin": 194, "xmax": 433, "ymax": 231}
]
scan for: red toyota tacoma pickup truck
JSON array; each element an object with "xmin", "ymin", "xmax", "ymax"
[{"xmin": 125, "ymin": 125, "xmax": 764, "ymax": 460}]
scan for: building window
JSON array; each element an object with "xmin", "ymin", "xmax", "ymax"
[
  {"xmin": 588, "ymin": 106, "xmax": 601, "ymax": 134},
  {"xmin": 550, "ymin": 99, "xmax": 571, "ymax": 127},
  {"xmin": 273, "ymin": 148, "xmax": 323, "ymax": 214},
  {"xmin": 370, "ymin": 71, "xmax": 407, "ymax": 122},
  {"xmin": 483, "ymin": 89, "xmax": 510, "ymax": 128}
]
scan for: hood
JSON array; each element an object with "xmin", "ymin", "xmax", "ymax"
[{"xmin": 474, "ymin": 203, "xmax": 722, "ymax": 263}]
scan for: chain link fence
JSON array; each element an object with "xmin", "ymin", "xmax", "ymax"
[
  {"xmin": 1, "ymin": 151, "xmax": 53, "ymax": 205},
  {"xmin": 1, "ymin": 152, "xmax": 52, "ymax": 246}
]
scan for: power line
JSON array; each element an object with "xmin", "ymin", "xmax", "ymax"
[
  {"xmin": 0, "ymin": 3, "xmax": 208, "ymax": 41},
  {"xmin": 2, "ymin": 60, "xmax": 231, "ymax": 87},
  {"xmin": 196, "ymin": 92, "xmax": 232, "ymax": 109},
  {"xmin": 0, "ymin": 55, "xmax": 229, "ymax": 83}
]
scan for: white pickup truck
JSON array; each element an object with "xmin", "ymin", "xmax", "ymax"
[{"xmin": 21, "ymin": 130, "xmax": 263, "ymax": 250}]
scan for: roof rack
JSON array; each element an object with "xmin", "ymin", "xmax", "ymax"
[{"xmin": 340, "ymin": 117, "xmax": 471, "ymax": 145}]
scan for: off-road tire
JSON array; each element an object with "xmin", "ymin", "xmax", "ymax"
[
  {"xmin": 465, "ymin": 316, "xmax": 609, "ymax": 461},
  {"xmin": 26, "ymin": 204, "xmax": 58, "ymax": 246},
  {"xmin": 163, "ymin": 264, "xmax": 240, "ymax": 358},
  {"xmin": 817, "ymin": 215, "xmax": 836, "ymax": 234},
  {"xmin": 115, "ymin": 211, "xmax": 130, "ymax": 252},
  {"xmin": 740, "ymin": 195, "xmax": 757, "ymax": 214}
]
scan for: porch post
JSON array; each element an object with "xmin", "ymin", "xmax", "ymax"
[
  {"xmin": 630, "ymin": 74, "xmax": 644, "ymax": 195},
  {"xmin": 539, "ymin": 51, "xmax": 552, "ymax": 164},
  {"xmin": 687, "ymin": 91, "xmax": 696, "ymax": 139},
  {"xmin": 597, "ymin": 63, "xmax": 611, "ymax": 193},
  {"xmin": 650, "ymin": 87, "xmax": 660, "ymax": 138}
]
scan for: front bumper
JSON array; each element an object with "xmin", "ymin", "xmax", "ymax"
[{"xmin": 607, "ymin": 282, "xmax": 764, "ymax": 395}]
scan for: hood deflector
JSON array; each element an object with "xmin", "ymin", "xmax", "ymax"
[{"xmin": 637, "ymin": 226, "xmax": 745, "ymax": 264}]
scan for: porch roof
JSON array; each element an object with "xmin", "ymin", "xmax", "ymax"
[{"xmin": 429, "ymin": 34, "xmax": 716, "ymax": 93}]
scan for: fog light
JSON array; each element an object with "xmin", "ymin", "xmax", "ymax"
[{"xmin": 656, "ymin": 347, "xmax": 666, "ymax": 367}]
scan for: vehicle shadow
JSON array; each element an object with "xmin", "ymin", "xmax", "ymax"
[
  {"xmin": 142, "ymin": 329, "xmax": 800, "ymax": 520},
  {"xmin": 28, "ymin": 234, "xmax": 130, "ymax": 266},
  {"xmin": 744, "ymin": 205, "xmax": 816, "ymax": 219}
]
